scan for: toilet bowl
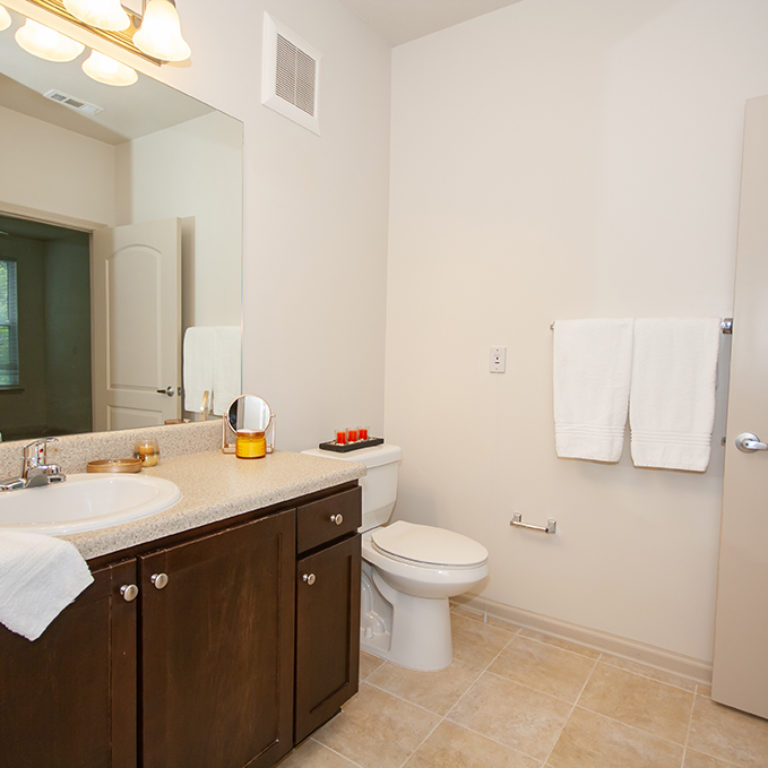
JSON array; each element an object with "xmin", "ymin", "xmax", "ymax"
[{"xmin": 302, "ymin": 443, "xmax": 488, "ymax": 671}]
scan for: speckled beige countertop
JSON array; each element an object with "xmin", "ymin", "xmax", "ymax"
[{"xmin": 64, "ymin": 450, "xmax": 365, "ymax": 561}]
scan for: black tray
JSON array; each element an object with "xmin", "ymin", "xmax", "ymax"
[{"xmin": 318, "ymin": 437, "xmax": 384, "ymax": 453}]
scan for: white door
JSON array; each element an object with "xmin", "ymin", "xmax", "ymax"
[
  {"xmin": 711, "ymin": 95, "xmax": 768, "ymax": 718},
  {"xmin": 91, "ymin": 219, "xmax": 181, "ymax": 432}
]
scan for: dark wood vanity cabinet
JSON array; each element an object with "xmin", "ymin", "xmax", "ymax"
[
  {"xmin": 0, "ymin": 558, "xmax": 138, "ymax": 768},
  {"xmin": 0, "ymin": 482, "xmax": 361, "ymax": 768},
  {"xmin": 140, "ymin": 509, "xmax": 295, "ymax": 768},
  {"xmin": 295, "ymin": 487, "xmax": 362, "ymax": 742}
]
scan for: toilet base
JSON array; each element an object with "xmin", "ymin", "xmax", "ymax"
[{"xmin": 360, "ymin": 562, "xmax": 452, "ymax": 671}]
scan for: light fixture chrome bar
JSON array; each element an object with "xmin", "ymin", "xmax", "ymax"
[
  {"xmin": 510, "ymin": 513, "xmax": 557, "ymax": 535},
  {"xmin": 25, "ymin": 0, "xmax": 161, "ymax": 63}
]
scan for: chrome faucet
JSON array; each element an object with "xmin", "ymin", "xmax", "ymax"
[{"xmin": 0, "ymin": 438, "xmax": 67, "ymax": 491}]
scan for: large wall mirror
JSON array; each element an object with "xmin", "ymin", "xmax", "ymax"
[{"xmin": 0, "ymin": 6, "xmax": 243, "ymax": 442}]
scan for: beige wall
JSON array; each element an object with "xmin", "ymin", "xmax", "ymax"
[
  {"xmin": 0, "ymin": 104, "xmax": 115, "ymax": 226},
  {"xmin": 140, "ymin": 0, "xmax": 391, "ymax": 449},
  {"xmin": 386, "ymin": 0, "xmax": 768, "ymax": 661},
  {"xmin": 115, "ymin": 111, "xmax": 243, "ymax": 330}
]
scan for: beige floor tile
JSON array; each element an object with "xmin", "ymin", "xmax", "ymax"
[
  {"xmin": 578, "ymin": 662, "xmax": 693, "ymax": 744},
  {"xmin": 683, "ymin": 749, "xmax": 736, "ymax": 768},
  {"xmin": 451, "ymin": 612, "xmax": 514, "ymax": 670},
  {"xmin": 448, "ymin": 671, "xmax": 571, "ymax": 760},
  {"xmin": 404, "ymin": 720, "xmax": 539, "ymax": 768},
  {"xmin": 517, "ymin": 629, "xmax": 601, "ymax": 660},
  {"xmin": 697, "ymin": 683, "xmax": 713, "ymax": 697},
  {"xmin": 490, "ymin": 635, "xmax": 596, "ymax": 702},
  {"xmin": 359, "ymin": 650, "xmax": 385, "ymax": 680},
  {"xmin": 687, "ymin": 694, "xmax": 768, "ymax": 767},
  {"xmin": 312, "ymin": 683, "xmax": 440, "ymax": 768},
  {"xmin": 601, "ymin": 653, "xmax": 698, "ymax": 692},
  {"xmin": 277, "ymin": 738, "xmax": 361, "ymax": 767},
  {"xmin": 367, "ymin": 657, "xmax": 481, "ymax": 715},
  {"xmin": 546, "ymin": 707, "xmax": 683, "ymax": 768}
]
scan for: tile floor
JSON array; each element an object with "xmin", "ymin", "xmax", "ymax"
[{"xmin": 277, "ymin": 608, "xmax": 768, "ymax": 768}]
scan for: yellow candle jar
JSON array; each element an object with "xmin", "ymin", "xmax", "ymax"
[{"xmin": 236, "ymin": 430, "xmax": 266, "ymax": 459}]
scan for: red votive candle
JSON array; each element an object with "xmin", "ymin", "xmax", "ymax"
[
  {"xmin": 348, "ymin": 428, "xmax": 358, "ymax": 442},
  {"xmin": 359, "ymin": 427, "xmax": 369, "ymax": 440},
  {"xmin": 336, "ymin": 430, "xmax": 347, "ymax": 445}
]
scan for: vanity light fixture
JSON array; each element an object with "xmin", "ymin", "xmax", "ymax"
[
  {"xmin": 0, "ymin": 5, "xmax": 11, "ymax": 31},
  {"xmin": 24, "ymin": 0, "xmax": 190, "ymax": 63},
  {"xmin": 63, "ymin": 0, "xmax": 129, "ymax": 31},
  {"xmin": 133, "ymin": 0, "xmax": 190, "ymax": 62},
  {"xmin": 82, "ymin": 48, "xmax": 137, "ymax": 85},
  {"xmin": 15, "ymin": 17, "xmax": 84, "ymax": 61}
]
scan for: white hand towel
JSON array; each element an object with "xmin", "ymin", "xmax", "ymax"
[
  {"xmin": 553, "ymin": 319, "xmax": 634, "ymax": 462},
  {"xmin": 183, "ymin": 327, "xmax": 215, "ymax": 412},
  {"xmin": 212, "ymin": 326, "xmax": 242, "ymax": 416},
  {"xmin": 630, "ymin": 318, "xmax": 720, "ymax": 471},
  {"xmin": 0, "ymin": 531, "xmax": 93, "ymax": 641}
]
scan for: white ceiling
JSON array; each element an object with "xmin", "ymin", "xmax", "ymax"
[{"xmin": 338, "ymin": 0, "xmax": 522, "ymax": 45}]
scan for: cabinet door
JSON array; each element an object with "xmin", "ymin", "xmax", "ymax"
[
  {"xmin": 0, "ymin": 558, "xmax": 138, "ymax": 768},
  {"xmin": 140, "ymin": 509, "xmax": 295, "ymax": 768},
  {"xmin": 295, "ymin": 534, "xmax": 361, "ymax": 742}
]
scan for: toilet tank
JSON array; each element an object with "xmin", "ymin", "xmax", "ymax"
[{"xmin": 301, "ymin": 443, "xmax": 401, "ymax": 532}]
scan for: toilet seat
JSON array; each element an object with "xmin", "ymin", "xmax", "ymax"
[{"xmin": 371, "ymin": 520, "xmax": 488, "ymax": 569}]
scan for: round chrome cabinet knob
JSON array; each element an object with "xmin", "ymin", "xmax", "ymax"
[
  {"xmin": 120, "ymin": 584, "xmax": 139, "ymax": 602},
  {"xmin": 151, "ymin": 572, "xmax": 169, "ymax": 590},
  {"xmin": 330, "ymin": 513, "xmax": 344, "ymax": 526},
  {"xmin": 302, "ymin": 573, "xmax": 316, "ymax": 586}
]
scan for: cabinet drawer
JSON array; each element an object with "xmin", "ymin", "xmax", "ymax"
[{"xmin": 297, "ymin": 486, "xmax": 361, "ymax": 554}]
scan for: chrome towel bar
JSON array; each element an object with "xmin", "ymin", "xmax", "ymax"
[
  {"xmin": 510, "ymin": 513, "xmax": 557, "ymax": 535},
  {"xmin": 549, "ymin": 317, "xmax": 733, "ymax": 333}
]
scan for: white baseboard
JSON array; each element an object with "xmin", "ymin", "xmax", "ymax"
[{"xmin": 453, "ymin": 595, "xmax": 712, "ymax": 685}]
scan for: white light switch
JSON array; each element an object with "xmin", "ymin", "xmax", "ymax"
[{"xmin": 489, "ymin": 346, "xmax": 506, "ymax": 373}]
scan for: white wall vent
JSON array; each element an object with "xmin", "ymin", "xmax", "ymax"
[
  {"xmin": 261, "ymin": 13, "xmax": 320, "ymax": 135},
  {"xmin": 43, "ymin": 89, "xmax": 103, "ymax": 116}
]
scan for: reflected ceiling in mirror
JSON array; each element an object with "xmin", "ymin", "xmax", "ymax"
[{"xmin": 0, "ymin": 8, "xmax": 243, "ymax": 443}]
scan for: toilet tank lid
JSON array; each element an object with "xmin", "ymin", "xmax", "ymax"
[
  {"xmin": 372, "ymin": 520, "xmax": 488, "ymax": 567},
  {"xmin": 302, "ymin": 443, "xmax": 402, "ymax": 469}
]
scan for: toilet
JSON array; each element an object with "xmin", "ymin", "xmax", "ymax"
[{"xmin": 302, "ymin": 443, "xmax": 488, "ymax": 671}]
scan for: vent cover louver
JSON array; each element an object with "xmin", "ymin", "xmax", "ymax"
[
  {"xmin": 262, "ymin": 14, "xmax": 320, "ymax": 134},
  {"xmin": 44, "ymin": 89, "xmax": 103, "ymax": 116}
]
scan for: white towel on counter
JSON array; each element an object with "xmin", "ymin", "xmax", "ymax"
[
  {"xmin": 183, "ymin": 327, "xmax": 215, "ymax": 412},
  {"xmin": 553, "ymin": 318, "xmax": 634, "ymax": 462},
  {"xmin": 212, "ymin": 326, "xmax": 242, "ymax": 416},
  {"xmin": 630, "ymin": 318, "xmax": 720, "ymax": 471},
  {"xmin": 0, "ymin": 531, "xmax": 93, "ymax": 641}
]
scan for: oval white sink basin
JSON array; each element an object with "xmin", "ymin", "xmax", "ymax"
[{"xmin": 0, "ymin": 473, "xmax": 182, "ymax": 535}]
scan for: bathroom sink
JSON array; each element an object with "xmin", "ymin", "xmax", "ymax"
[{"xmin": 0, "ymin": 473, "xmax": 181, "ymax": 535}]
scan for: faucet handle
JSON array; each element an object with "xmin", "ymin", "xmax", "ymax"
[{"xmin": 23, "ymin": 437, "xmax": 58, "ymax": 464}]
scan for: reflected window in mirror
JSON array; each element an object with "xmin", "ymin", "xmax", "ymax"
[{"xmin": 0, "ymin": 258, "xmax": 19, "ymax": 388}]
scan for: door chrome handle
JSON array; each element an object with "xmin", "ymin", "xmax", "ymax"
[
  {"xmin": 735, "ymin": 432, "xmax": 768, "ymax": 452},
  {"xmin": 156, "ymin": 386, "xmax": 174, "ymax": 396},
  {"xmin": 120, "ymin": 584, "xmax": 139, "ymax": 602},
  {"xmin": 302, "ymin": 573, "xmax": 316, "ymax": 586}
]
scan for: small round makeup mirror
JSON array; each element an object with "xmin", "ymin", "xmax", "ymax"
[{"xmin": 222, "ymin": 394, "xmax": 275, "ymax": 453}]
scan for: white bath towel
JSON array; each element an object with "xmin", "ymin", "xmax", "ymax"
[
  {"xmin": 183, "ymin": 327, "xmax": 215, "ymax": 412},
  {"xmin": 630, "ymin": 318, "xmax": 721, "ymax": 471},
  {"xmin": 0, "ymin": 531, "xmax": 93, "ymax": 641},
  {"xmin": 553, "ymin": 319, "xmax": 634, "ymax": 462},
  {"xmin": 212, "ymin": 326, "xmax": 242, "ymax": 416}
]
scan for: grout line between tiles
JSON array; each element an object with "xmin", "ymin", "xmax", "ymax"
[
  {"xmin": 307, "ymin": 737, "xmax": 365, "ymax": 767},
  {"xmin": 539, "ymin": 652, "xmax": 601, "ymax": 766},
  {"xmin": 599, "ymin": 656, "xmax": 701, "ymax": 695},
  {"xmin": 679, "ymin": 686, "xmax": 698, "ymax": 768},
  {"xmin": 393, "ymin": 625, "xmax": 521, "ymax": 768}
]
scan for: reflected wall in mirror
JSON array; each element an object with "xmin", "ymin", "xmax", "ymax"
[{"xmin": 0, "ymin": 6, "xmax": 243, "ymax": 442}]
